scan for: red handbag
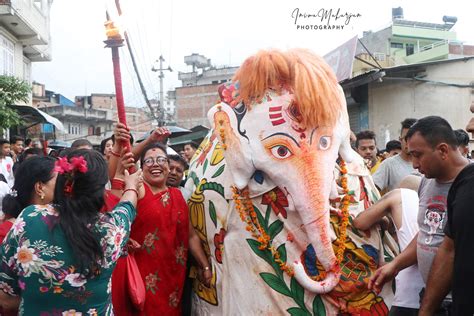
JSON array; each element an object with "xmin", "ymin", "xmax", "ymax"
[{"xmin": 125, "ymin": 253, "xmax": 146, "ymax": 311}]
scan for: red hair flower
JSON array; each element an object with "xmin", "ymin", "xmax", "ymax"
[
  {"xmin": 54, "ymin": 156, "xmax": 88, "ymax": 175},
  {"xmin": 54, "ymin": 157, "xmax": 73, "ymax": 174},
  {"xmin": 54, "ymin": 155, "xmax": 88, "ymax": 197},
  {"xmin": 70, "ymin": 156, "xmax": 88, "ymax": 173}
]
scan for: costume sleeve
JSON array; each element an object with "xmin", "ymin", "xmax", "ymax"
[{"xmin": 372, "ymin": 160, "xmax": 389, "ymax": 191}]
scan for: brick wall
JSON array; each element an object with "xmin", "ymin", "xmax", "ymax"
[{"xmin": 175, "ymin": 84, "xmax": 221, "ymax": 128}]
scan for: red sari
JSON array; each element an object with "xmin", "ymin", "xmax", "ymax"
[
  {"xmin": 0, "ymin": 220, "xmax": 13, "ymax": 242},
  {"xmin": 111, "ymin": 184, "xmax": 189, "ymax": 315}
]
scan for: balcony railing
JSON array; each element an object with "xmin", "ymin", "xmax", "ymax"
[{"xmin": 43, "ymin": 106, "xmax": 114, "ymax": 122}]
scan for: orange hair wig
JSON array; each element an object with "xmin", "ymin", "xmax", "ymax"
[{"xmin": 233, "ymin": 49, "xmax": 343, "ymax": 128}]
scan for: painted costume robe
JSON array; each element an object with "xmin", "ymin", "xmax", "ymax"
[{"xmin": 185, "ymin": 131, "xmax": 398, "ymax": 315}]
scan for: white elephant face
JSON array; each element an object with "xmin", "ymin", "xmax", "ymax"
[
  {"xmin": 208, "ymin": 48, "xmax": 355, "ymax": 294},
  {"xmin": 209, "ymin": 85, "xmax": 353, "ymax": 294},
  {"xmin": 209, "ymin": 87, "xmax": 353, "ymax": 207}
]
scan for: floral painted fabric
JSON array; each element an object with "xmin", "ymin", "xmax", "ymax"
[
  {"xmin": 0, "ymin": 201, "xmax": 136, "ymax": 315},
  {"xmin": 186, "ymin": 131, "xmax": 397, "ymax": 315}
]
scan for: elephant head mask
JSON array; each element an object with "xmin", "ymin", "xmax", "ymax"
[{"xmin": 208, "ymin": 49, "xmax": 355, "ymax": 294}]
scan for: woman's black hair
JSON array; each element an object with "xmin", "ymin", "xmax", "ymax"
[
  {"xmin": 100, "ymin": 137, "xmax": 114, "ymax": 155},
  {"xmin": 2, "ymin": 156, "xmax": 56, "ymax": 218},
  {"xmin": 140, "ymin": 142, "xmax": 168, "ymax": 166},
  {"xmin": 53, "ymin": 149, "xmax": 109, "ymax": 277},
  {"xmin": 18, "ymin": 147, "xmax": 44, "ymax": 163}
]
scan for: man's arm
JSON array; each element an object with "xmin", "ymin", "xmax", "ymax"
[
  {"xmin": 188, "ymin": 220, "xmax": 212, "ymax": 287},
  {"xmin": 372, "ymin": 161, "xmax": 388, "ymax": 192},
  {"xmin": 368, "ymin": 232, "xmax": 418, "ymax": 293},
  {"xmin": 131, "ymin": 127, "xmax": 171, "ymax": 159},
  {"xmin": 419, "ymin": 236, "xmax": 454, "ymax": 316},
  {"xmin": 353, "ymin": 189, "xmax": 400, "ymax": 230}
]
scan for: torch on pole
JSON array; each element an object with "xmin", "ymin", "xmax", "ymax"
[{"xmin": 104, "ymin": 18, "xmax": 135, "ymax": 172}]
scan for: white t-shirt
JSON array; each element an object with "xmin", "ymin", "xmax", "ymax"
[
  {"xmin": 392, "ymin": 188, "xmax": 425, "ymax": 309},
  {"xmin": 0, "ymin": 180, "xmax": 10, "ymax": 219},
  {"xmin": 0, "ymin": 157, "xmax": 14, "ymax": 188}
]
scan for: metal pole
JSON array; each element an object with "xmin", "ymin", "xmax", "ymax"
[
  {"xmin": 152, "ymin": 55, "xmax": 172, "ymax": 127},
  {"xmin": 159, "ymin": 55, "xmax": 164, "ymax": 125}
]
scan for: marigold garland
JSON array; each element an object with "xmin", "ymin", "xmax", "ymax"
[
  {"xmin": 217, "ymin": 104, "xmax": 351, "ymax": 281},
  {"xmin": 311, "ymin": 159, "xmax": 350, "ymax": 281}
]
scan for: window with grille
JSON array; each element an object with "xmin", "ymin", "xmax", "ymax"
[{"xmin": 0, "ymin": 34, "xmax": 15, "ymax": 76}]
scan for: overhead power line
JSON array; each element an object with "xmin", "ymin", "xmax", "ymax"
[{"xmin": 113, "ymin": 0, "xmax": 160, "ymax": 125}]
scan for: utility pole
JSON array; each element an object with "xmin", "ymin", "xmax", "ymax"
[{"xmin": 152, "ymin": 55, "xmax": 172, "ymax": 126}]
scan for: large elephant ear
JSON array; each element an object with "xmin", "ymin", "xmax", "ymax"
[
  {"xmin": 208, "ymin": 102, "xmax": 255, "ymax": 189},
  {"xmin": 335, "ymin": 85, "xmax": 354, "ymax": 163}
]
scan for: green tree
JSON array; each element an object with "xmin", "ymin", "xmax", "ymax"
[{"xmin": 0, "ymin": 75, "xmax": 31, "ymax": 129}]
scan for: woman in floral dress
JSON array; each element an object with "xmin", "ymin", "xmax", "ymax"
[
  {"xmin": 111, "ymin": 142, "xmax": 211, "ymax": 316},
  {"xmin": 0, "ymin": 149, "xmax": 142, "ymax": 315}
]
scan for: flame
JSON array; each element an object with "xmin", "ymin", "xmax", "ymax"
[{"xmin": 104, "ymin": 20, "xmax": 122, "ymax": 40}]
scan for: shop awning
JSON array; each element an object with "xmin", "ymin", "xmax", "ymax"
[{"xmin": 7, "ymin": 104, "xmax": 65, "ymax": 132}]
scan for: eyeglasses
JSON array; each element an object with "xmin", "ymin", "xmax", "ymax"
[{"xmin": 143, "ymin": 156, "xmax": 168, "ymax": 167}]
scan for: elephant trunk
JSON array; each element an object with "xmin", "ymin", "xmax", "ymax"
[{"xmin": 291, "ymin": 164, "xmax": 341, "ymax": 294}]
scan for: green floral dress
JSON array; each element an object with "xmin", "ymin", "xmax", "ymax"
[{"xmin": 0, "ymin": 201, "xmax": 136, "ymax": 315}]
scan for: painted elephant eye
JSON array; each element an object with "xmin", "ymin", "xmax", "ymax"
[
  {"xmin": 270, "ymin": 145, "xmax": 293, "ymax": 159},
  {"xmin": 319, "ymin": 136, "xmax": 331, "ymax": 150}
]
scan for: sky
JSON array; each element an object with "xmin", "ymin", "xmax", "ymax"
[{"xmin": 32, "ymin": 0, "xmax": 474, "ymax": 107}]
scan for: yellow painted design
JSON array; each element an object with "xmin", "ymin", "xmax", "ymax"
[
  {"xmin": 210, "ymin": 142, "xmax": 225, "ymax": 166},
  {"xmin": 188, "ymin": 178, "xmax": 218, "ymax": 305}
]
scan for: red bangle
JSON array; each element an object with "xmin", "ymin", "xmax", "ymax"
[
  {"xmin": 110, "ymin": 150, "xmax": 121, "ymax": 158},
  {"xmin": 123, "ymin": 188, "xmax": 138, "ymax": 196},
  {"xmin": 111, "ymin": 178, "xmax": 125, "ymax": 190}
]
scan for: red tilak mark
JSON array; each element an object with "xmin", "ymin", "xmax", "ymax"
[
  {"xmin": 271, "ymin": 118, "xmax": 286, "ymax": 126},
  {"xmin": 300, "ymin": 133, "xmax": 306, "ymax": 139},
  {"xmin": 269, "ymin": 113, "xmax": 282, "ymax": 119},
  {"xmin": 292, "ymin": 125, "xmax": 306, "ymax": 133},
  {"xmin": 269, "ymin": 106, "xmax": 282, "ymax": 112}
]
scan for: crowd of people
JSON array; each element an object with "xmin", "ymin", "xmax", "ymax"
[
  {"xmin": 0, "ymin": 112, "xmax": 473, "ymax": 315},
  {"xmin": 354, "ymin": 116, "xmax": 474, "ymax": 316},
  {"xmin": 0, "ymin": 128, "xmax": 203, "ymax": 315}
]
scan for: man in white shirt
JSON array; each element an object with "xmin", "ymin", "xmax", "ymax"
[
  {"xmin": 0, "ymin": 139, "xmax": 14, "ymax": 188},
  {"xmin": 354, "ymin": 175, "xmax": 424, "ymax": 315}
]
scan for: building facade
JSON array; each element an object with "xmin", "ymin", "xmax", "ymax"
[
  {"xmin": 342, "ymin": 7, "xmax": 474, "ymax": 143},
  {"xmin": 76, "ymin": 93, "xmax": 153, "ymax": 140},
  {"xmin": 0, "ymin": 0, "xmax": 52, "ymax": 81},
  {"xmin": 353, "ymin": 8, "xmax": 472, "ymax": 77},
  {"xmin": 367, "ymin": 58, "xmax": 474, "ymax": 147},
  {"xmin": 174, "ymin": 54, "xmax": 238, "ymax": 128},
  {"xmin": 30, "ymin": 84, "xmax": 154, "ymax": 145}
]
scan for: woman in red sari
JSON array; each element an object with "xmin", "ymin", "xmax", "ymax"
[{"xmin": 110, "ymin": 137, "xmax": 211, "ymax": 315}]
